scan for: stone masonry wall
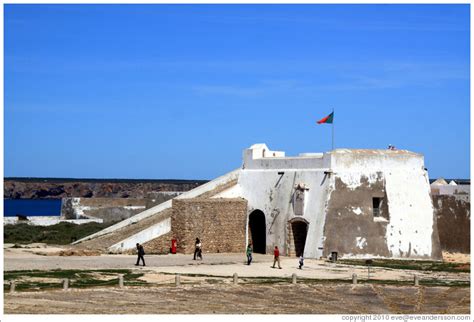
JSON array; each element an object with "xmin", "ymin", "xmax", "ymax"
[
  {"xmin": 172, "ymin": 198, "xmax": 247, "ymax": 254},
  {"xmin": 141, "ymin": 231, "xmax": 174, "ymax": 255}
]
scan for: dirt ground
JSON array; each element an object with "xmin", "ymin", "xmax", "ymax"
[
  {"xmin": 4, "ymin": 283, "xmax": 470, "ymax": 314},
  {"xmin": 4, "ymin": 246, "xmax": 469, "ymax": 283},
  {"xmin": 442, "ymin": 251, "xmax": 470, "ymax": 264},
  {"xmin": 3, "ymin": 245, "xmax": 471, "ymax": 314}
]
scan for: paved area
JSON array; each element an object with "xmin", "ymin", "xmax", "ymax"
[{"xmin": 4, "ymin": 283, "xmax": 470, "ymax": 314}]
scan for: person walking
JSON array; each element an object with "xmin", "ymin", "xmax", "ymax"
[
  {"xmin": 135, "ymin": 243, "xmax": 146, "ymax": 266},
  {"xmin": 246, "ymin": 244, "xmax": 253, "ymax": 265},
  {"xmin": 197, "ymin": 239, "xmax": 203, "ymax": 260},
  {"xmin": 272, "ymin": 246, "xmax": 282, "ymax": 269},
  {"xmin": 194, "ymin": 238, "xmax": 203, "ymax": 260},
  {"xmin": 298, "ymin": 255, "xmax": 304, "ymax": 269}
]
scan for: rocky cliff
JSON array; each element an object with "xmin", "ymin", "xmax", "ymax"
[{"xmin": 4, "ymin": 178, "xmax": 208, "ymax": 199}]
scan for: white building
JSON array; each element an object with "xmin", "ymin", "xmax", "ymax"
[{"xmin": 76, "ymin": 143, "xmax": 441, "ymax": 260}]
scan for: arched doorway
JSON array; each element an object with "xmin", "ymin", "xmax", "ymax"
[
  {"xmin": 248, "ymin": 210, "xmax": 266, "ymax": 254},
  {"xmin": 290, "ymin": 219, "xmax": 308, "ymax": 257}
]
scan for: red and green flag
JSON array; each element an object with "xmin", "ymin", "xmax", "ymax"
[{"xmin": 317, "ymin": 111, "xmax": 334, "ymax": 124}]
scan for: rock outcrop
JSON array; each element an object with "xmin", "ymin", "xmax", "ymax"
[{"xmin": 4, "ymin": 178, "xmax": 208, "ymax": 199}]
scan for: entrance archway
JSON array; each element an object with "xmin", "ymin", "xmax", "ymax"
[
  {"xmin": 248, "ymin": 210, "xmax": 266, "ymax": 254},
  {"xmin": 291, "ymin": 220, "xmax": 308, "ymax": 257}
]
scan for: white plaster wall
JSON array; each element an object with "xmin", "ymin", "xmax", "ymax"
[
  {"xmin": 108, "ymin": 217, "xmax": 171, "ymax": 253},
  {"xmin": 238, "ymin": 168, "xmax": 330, "ymax": 258},
  {"xmin": 330, "ymin": 149, "xmax": 424, "ymax": 172},
  {"xmin": 244, "ymin": 156, "xmax": 326, "ymax": 170},
  {"xmin": 212, "ymin": 183, "xmax": 242, "ymax": 198},
  {"xmin": 243, "ymin": 144, "xmax": 326, "ymax": 170},
  {"xmin": 329, "ymin": 150, "xmax": 435, "ymax": 258},
  {"xmin": 384, "ymin": 169, "xmax": 434, "ymax": 258}
]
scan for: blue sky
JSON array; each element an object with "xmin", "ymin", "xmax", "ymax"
[{"xmin": 4, "ymin": 4, "xmax": 470, "ymax": 180}]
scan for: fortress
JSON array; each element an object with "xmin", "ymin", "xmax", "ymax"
[{"xmin": 74, "ymin": 143, "xmax": 448, "ymax": 260}]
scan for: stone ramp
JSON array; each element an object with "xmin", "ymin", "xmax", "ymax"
[
  {"xmin": 72, "ymin": 169, "xmax": 240, "ymax": 252},
  {"xmin": 73, "ymin": 208, "xmax": 173, "ymax": 252}
]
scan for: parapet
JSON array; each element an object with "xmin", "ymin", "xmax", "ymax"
[
  {"xmin": 242, "ymin": 144, "xmax": 425, "ymax": 172},
  {"xmin": 242, "ymin": 143, "xmax": 329, "ymax": 170}
]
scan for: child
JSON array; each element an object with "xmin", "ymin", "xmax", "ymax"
[{"xmin": 298, "ymin": 255, "xmax": 304, "ymax": 269}]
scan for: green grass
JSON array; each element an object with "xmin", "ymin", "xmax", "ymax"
[
  {"xmin": 4, "ymin": 221, "xmax": 117, "ymax": 245},
  {"xmin": 338, "ymin": 259, "xmax": 470, "ymax": 273},
  {"xmin": 4, "ymin": 268, "xmax": 136, "ymax": 280}
]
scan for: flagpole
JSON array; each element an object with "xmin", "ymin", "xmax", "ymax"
[{"xmin": 332, "ymin": 108, "xmax": 334, "ymax": 151}]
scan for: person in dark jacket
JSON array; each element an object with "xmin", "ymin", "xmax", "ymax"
[
  {"xmin": 298, "ymin": 255, "xmax": 304, "ymax": 269},
  {"xmin": 193, "ymin": 238, "xmax": 201, "ymax": 260},
  {"xmin": 135, "ymin": 243, "xmax": 146, "ymax": 266}
]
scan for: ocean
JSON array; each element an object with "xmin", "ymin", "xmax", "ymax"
[{"xmin": 4, "ymin": 199, "xmax": 62, "ymax": 217}]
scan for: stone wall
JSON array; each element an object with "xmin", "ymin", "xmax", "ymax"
[
  {"xmin": 171, "ymin": 198, "xmax": 247, "ymax": 254},
  {"xmin": 140, "ymin": 231, "xmax": 174, "ymax": 255},
  {"xmin": 433, "ymin": 195, "xmax": 470, "ymax": 254}
]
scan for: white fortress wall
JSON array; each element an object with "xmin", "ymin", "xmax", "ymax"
[
  {"xmin": 238, "ymin": 144, "xmax": 332, "ymax": 257},
  {"xmin": 330, "ymin": 150, "xmax": 435, "ymax": 258},
  {"xmin": 108, "ymin": 217, "xmax": 171, "ymax": 253},
  {"xmin": 384, "ymin": 169, "xmax": 434, "ymax": 257}
]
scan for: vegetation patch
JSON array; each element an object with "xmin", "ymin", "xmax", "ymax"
[
  {"xmin": 338, "ymin": 259, "xmax": 470, "ymax": 273},
  {"xmin": 4, "ymin": 269, "xmax": 146, "ymax": 291},
  {"xmin": 4, "ymin": 222, "xmax": 117, "ymax": 245},
  {"xmin": 159, "ymin": 273, "xmax": 468, "ymax": 288}
]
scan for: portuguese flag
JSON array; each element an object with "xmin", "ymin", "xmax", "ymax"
[{"xmin": 317, "ymin": 111, "xmax": 334, "ymax": 124}]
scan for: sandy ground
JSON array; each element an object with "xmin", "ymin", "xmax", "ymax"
[
  {"xmin": 442, "ymin": 251, "xmax": 470, "ymax": 263},
  {"xmin": 4, "ymin": 246, "xmax": 470, "ymax": 284},
  {"xmin": 4, "ymin": 284, "xmax": 470, "ymax": 314},
  {"xmin": 4, "ymin": 245, "xmax": 470, "ymax": 314}
]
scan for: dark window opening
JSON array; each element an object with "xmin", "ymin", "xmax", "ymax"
[
  {"xmin": 373, "ymin": 197, "xmax": 381, "ymax": 217},
  {"xmin": 373, "ymin": 197, "xmax": 389, "ymax": 221}
]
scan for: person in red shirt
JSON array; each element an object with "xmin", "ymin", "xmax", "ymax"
[{"xmin": 272, "ymin": 246, "xmax": 282, "ymax": 269}]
